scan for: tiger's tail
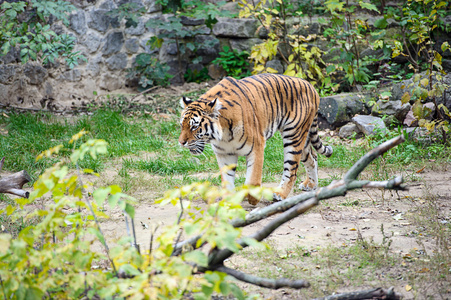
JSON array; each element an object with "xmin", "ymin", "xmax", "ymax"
[{"xmin": 309, "ymin": 115, "xmax": 333, "ymax": 157}]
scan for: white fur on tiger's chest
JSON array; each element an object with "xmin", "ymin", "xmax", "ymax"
[{"xmin": 210, "ymin": 123, "xmax": 252, "ymax": 157}]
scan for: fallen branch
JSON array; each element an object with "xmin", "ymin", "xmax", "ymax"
[
  {"xmin": 214, "ymin": 265, "xmax": 310, "ymax": 290},
  {"xmin": 312, "ymin": 286, "xmax": 401, "ymax": 300},
  {"xmin": 0, "ymin": 170, "xmax": 32, "ymax": 198},
  {"xmin": 173, "ymin": 136, "xmax": 406, "ymax": 256}
]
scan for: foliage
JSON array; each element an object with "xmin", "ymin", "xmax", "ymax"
[
  {"xmin": 384, "ymin": 0, "xmax": 451, "ymax": 143},
  {"xmin": 322, "ymin": 0, "xmax": 379, "ymax": 87},
  {"xmin": 184, "ymin": 66, "xmax": 211, "ymax": 83},
  {"xmin": 0, "ymin": 0, "xmax": 86, "ymax": 68},
  {"xmin": 238, "ymin": 0, "xmax": 326, "ymax": 86},
  {"xmin": 127, "ymin": 53, "xmax": 173, "ymax": 89},
  {"xmin": 0, "ymin": 130, "xmax": 270, "ymax": 299},
  {"xmin": 212, "ymin": 46, "xmax": 251, "ymax": 79},
  {"xmin": 107, "ymin": 2, "xmax": 146, "ymax": 28}
]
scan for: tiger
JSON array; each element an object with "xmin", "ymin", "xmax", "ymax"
[{"xmin": 178, "ymin": 73, "xmax": 333, "ymax": 205}]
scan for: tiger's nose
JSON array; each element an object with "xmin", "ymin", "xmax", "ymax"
[{"xmin": 178, "ymin": 137, "xmax": 187, "ymax": 147}]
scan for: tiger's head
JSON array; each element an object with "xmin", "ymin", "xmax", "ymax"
[{"xmin": 178, "ymin": 96, "xmax": 223, "ymax": 155}]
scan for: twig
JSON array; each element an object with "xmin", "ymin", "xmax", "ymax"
[
  {"xmin": 76, "ymin": 164, "xmax": 117, "ymax": 276},
  {"xmin": 129, "ymin": 86, "xmax": 160, "ymax": 102},
  {"xmin": 171, "ymin": 199, "xmax": 184, "ymax": 256},
  {"xmin": 0, "ymin": 157, "xmax": 4, "ymax": 172},
  {"xmin": 130, "ymin": 217, "xmax": 140, "ymax": 254},
  {"xmin": 148, "ymin": 225, "xmax": 159, "ymax": 260},
  {"xmin": 312, "ymin": 286, "xmax": 401, "ymax": 300},
  {"xmin": 215, "ymin": 265, "xmax": 310, "ymax": 290},
  {"xmin": 344, "ymin": 135, "xmax": 405, "ymax": 181},
  {"xmin": 0, "ymin": 273, "xmax": 7, "ymax": 300}
]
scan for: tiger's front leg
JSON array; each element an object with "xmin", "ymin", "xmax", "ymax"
[
  {"xmin": 215, "ymin": 154, "xmax": 238, "ymax": 190},
  {"xmin": 244, "ymin": 142, "xmax": 265, "ymax": 205}
]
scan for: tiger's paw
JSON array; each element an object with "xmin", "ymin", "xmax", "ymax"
[
  {"xmin": 246, "ymin": 194, "xmax": 260, "ymax": 206},
  {"xmin": 299, "ymin": 180, "xmax": 317, "ymax": 192}
]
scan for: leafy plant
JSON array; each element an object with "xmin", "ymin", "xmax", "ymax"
[
  {"xmin": 184, "ymin": 66, "xmax": 211, "ymax": 83},
  {"xmin": 386, "ymin": 0, "xmax": 451, "ymax": 144},
  {"xmin": 0, "ymin": 130, "xmax": 269, "ymax": 299},
  {"xmin": 127, "ymin": 53, "xmax": 173, "ymax": 89},
  {"xmin": 212, "ymin": 46, "xmax": 251, "ymax": 79},
  {"xmin": 239, "ymin": 0, "xmax": 326, "ymax": 86},
  {"xmin": 0, "ymin": 0, "xmax": 86, "ymax": 68},
  {"xmin": 322, "ymin": 0, "xmax": 379, "ymax": 87}
]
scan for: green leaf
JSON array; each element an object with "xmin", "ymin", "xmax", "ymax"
[
  {"xmin": 93, "ymin": 187, "xmax": 111, "ymax": 206},
  {"xmin": 401, "ymin": 92, "xmax": 411, "ymax": 104},
  {"xmin": 374, "ymin": 18, "xmax": 388, "ymax": 29},
  {"xmin": 359, "ymin": 1, "xmax": 378, "ymax": 11},
  {"xmin": 124, "ymin": 203, "xmax": 135, "ymax": 219},
  {"xmin": 119, "ymin": 264, "xmax": 141, "ymax": 276},
  {"xmin": 183, "ymin": 250, "xmax": 208, "ymax": 267}
]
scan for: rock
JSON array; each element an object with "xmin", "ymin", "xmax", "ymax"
[
  {"xmin": 86, "ymin": 55, "xmax": 102, "ymax": 77},
  {"xmin": 220, "ymin": 1, "xmax": 240, "ymax": 15},
  {"xmin": 106, "ymin": 53, "xmax": 128, "ymax": 70},
  {"xmin": 391, "ymin": 78, "xmax": 414, "ymax": 101},
  {"xmin": 99, "ymin": 73, "xmax": 123, "ymax": 91},
  {"xmin": 403, "ymin": 109, "xmax": 417, "ymax": 127},
  {"xmin": 99, "ymin": 0, "xmax": 116, "ymax": 10},
  {"xmin": 230, "ymin": 38, "xmax": 262, "ymax": 53},
  {"xmin": 81, "ymin": 32, "xmax": 101, "ymax": 53},
  {"xmin": 266, "ymin": 59, "xmax": 284, "ymax": 74},
  {"xmin": 125, "ymin": 16, "xmax": 147, "ymax": 35},
  {"xmin": 195, "ymin": 35, "xmax": 220, "ymax": 64},
  {"xmin": 59, "ymin": 69, "xmax": 81, "ymax": 82},
  {"xmin": 142, "ymin": 0, "xmax": 162, "ymax": 13},
  {"xmin": 24, "ymin": 64, "xmax": 48, "ymax": 85},
  {"xmin": 69, "ymin": 10, "xmax": 87, "ymax": 35},
  {"xmin": 371, "ymin": 100, "xmax": 411, "ymax": 121},
  {"xmin": 158, "ymin": 41, "xmax": 179, "ymax": 63},
  {"xmin": 339, "ymin": 123, "xmax": 361, "ymax": 139},
  {"xmin": 102, "ymin": 32, "xmax": 124, "ymax": 56},
  {"xmin": 0, "ymin": 65, "xmax": 17, "ymax": 84},
  {"xmin": 88, "ymin": 9, "xmax": 119, "ymax": 33},
  {"xmin": 423, "ymin": 102, "xmax": 436, "ymax": 120},
  {"xmin": 318, "ymin": 93, "xmax": 372, "ymax": 128},
  {"xmin": 208, "ymin": 64, "xmax": 226, "ymax": 80},
  {"xmin": 352, "ymin": 115, "xmax": 387, "ymax": 136},
  {"xmin": 180, "ymin": 16, "xmax": 204, "ymax": 26},
  {"xmin": 125, "ymin": 38, "xmax": 140, "ymax": 53},
  {"xmin": 213, "ymin": 18, "xmax": 258, "ymax": 38},
  {"xmin": 0, "ymin": 47, "xmax": 20, "ymax": 64},
  {"xmin": 403, "ymin": 127, "xmax": 434, "ymax": 144}
]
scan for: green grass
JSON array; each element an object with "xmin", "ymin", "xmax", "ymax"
[{"xmin": 0, "ymin": 108, "xmax": 450, "ymax": 188}]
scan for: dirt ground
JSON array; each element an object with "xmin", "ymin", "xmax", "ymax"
[{"xmin": 97, "ymin": 164, "xmax": 451, "ymax": 299}]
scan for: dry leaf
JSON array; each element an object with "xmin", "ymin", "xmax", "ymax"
[
  {"xmin": 416, "ymin": 166, "xmax": 426, "ymax": 173},
  {"xmin": 349, "ymin": 228, "xmax": 357, "ymax": 231},
  {"xmin": 405, "ymin": 285, "xmax": 412, "ymax": 291}
]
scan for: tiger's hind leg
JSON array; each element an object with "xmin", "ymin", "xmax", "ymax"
[
  {"xmin": 299, "ymin": 142, "xmax": 319, "ymax": 191},
  {"xmin": 274, "ymin": 130, "xmax": 309, "ymax": 201}
]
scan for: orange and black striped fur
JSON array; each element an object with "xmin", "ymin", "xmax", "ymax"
[{"xmin": 178, "ymin": 74, "xmax": 332, "ymax": 205}]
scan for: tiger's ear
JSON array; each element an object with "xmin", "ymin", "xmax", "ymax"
[
  {"xmin": 180, "ymin": 96, "xmax": 193, "ymax": 108},
  {"xmin": 207, "ymin": 98, "xmax": 222, "ymax": 117},
  {"xmin": 207, "ymin": 98, "xmax": 222, "ymax": 111}
]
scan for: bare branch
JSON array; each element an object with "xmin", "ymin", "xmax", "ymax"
[
  {"xmin": 313, "ymin": 286, "xmax": 401, "ymax": 300},
  {"xmin": 215, "ymin": 265, "xmax": 310, "ymax": 290},
  {"xmin": 0, "ymin": 170, "xmax": 32, "ymax": 198},
  {"xmin": 209, "ymin": 198, "xmax": 319, "ymax": 266},
  {"xmin": 344, "ymin": 135, "xmax": 405, "ymax": 181}
]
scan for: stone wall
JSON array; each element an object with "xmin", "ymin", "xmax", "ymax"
[{"xmin": 0, "ymin": 0, "xmax": 450, "ymax": 114}]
